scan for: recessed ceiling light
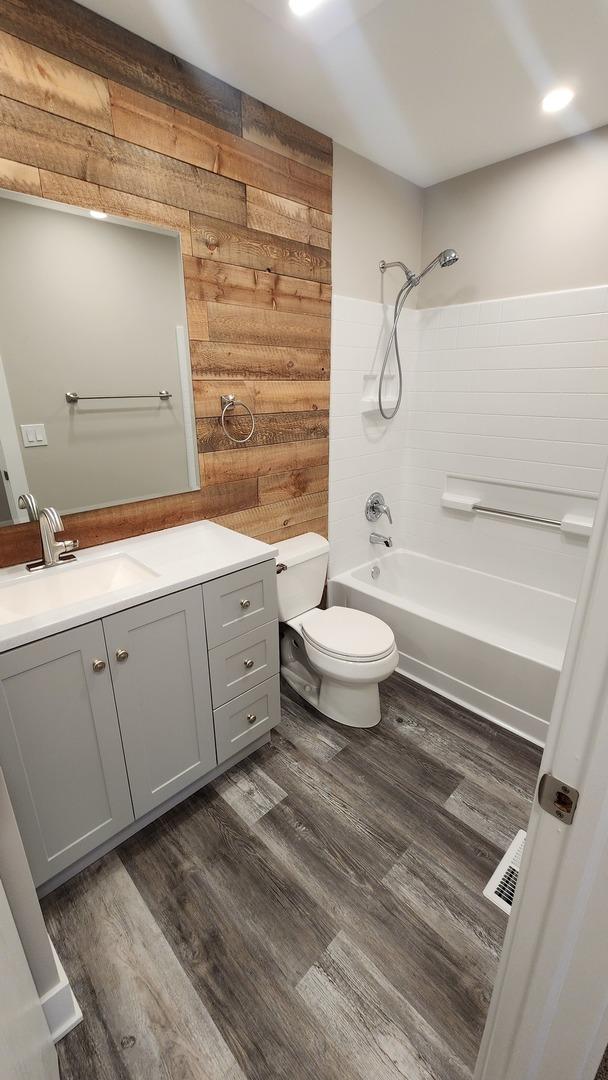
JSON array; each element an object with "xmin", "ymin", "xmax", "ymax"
[
  {"xmin": 289, "ymin": 0, "xmax": 329, "ymax": 16},
  {"xmin": 89, "ymin": 209, "xmax": 108, "ymax": 219},
  {"xmin": 541, "ymin": 86, "xmax": 575, "ymax": 113}
]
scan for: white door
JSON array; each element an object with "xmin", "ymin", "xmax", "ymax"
[
  {"xmin": 0, "ymin": 877, "xmax": 59, "ymax": 1080},
  {"xmin": 476, "ymin": 462, "xmax": 608, "ymax": 1079}
]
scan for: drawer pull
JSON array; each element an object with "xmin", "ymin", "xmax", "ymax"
[
  {"xmin": 92, "ymin": 658, "xmax": 106, "ymax": 673},
  {"xmin": 244, "ymin": 657, "xmax": 255, "ymax": 669},
  {"xmin": 240, "ymin": 598, "xmax": 251, "ymax": 610},
  {"xmin": 116, "ymin": 648, "xmax": 129, "ymax": 663},
  {"xmin": 246, "ymin": 713, "xmax": 257, "ymax": 724}
]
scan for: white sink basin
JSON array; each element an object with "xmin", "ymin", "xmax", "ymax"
[{"xmin": 0, "ymin": 555, "xmax": 158, "ymax": 623}]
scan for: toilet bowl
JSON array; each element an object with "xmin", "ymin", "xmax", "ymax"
[{"xmin": 276, "ymin": 534, "xmax": 398, "ymax": 728}]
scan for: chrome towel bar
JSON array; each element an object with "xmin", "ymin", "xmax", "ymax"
[{"xmin": 66, "ymin": 390, "xmax": 171, "ymax": 404}]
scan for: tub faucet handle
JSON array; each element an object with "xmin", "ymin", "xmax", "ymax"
[{"xmin": 365, "ymin": 492, "xmax": 393, "ymax": 525}]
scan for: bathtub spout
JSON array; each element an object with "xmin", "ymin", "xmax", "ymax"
[{"xmin": 370, "ymin": 532, "xmax": 393, "ymax": 548}]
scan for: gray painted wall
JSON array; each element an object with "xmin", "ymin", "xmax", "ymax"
[
  {"xmin": 331, "ymin": 143, "xmax": 423, "ymax": 305},
  {"xmin": 0, "ymin": 197, "xmax": 193, "ymax": 517},
  {"xmin": 420, "ymin": 125, "xmax": 608, "ymax": 307}
]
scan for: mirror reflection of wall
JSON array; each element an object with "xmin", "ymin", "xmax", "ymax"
[{"xmin": 0, "ymin": 192, "xmax": 199, "ymax": 526}]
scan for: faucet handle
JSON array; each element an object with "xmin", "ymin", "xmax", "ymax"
[{"xmin": 365, "ymin": 491, "xmax": 393, "ymax": 525}]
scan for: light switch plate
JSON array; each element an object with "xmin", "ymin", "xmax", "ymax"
[{"xmin": 20, "ymin": 423, "xmax": 48, "ymax": 447}]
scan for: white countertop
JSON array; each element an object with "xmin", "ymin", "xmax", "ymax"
[{"xmin": 0, "ymin": 521, "xmax": 278, "ymax": 652}]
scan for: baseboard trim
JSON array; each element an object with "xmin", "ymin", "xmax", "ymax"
[
  {"xmin": 41, "ymin": 940, "xmax": 82, "ymax": 1043},
  {"xmin": 396, "ymin": 651, "xmax": 547, "ymax": 747}
]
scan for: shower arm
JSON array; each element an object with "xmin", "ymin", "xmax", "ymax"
[{"xmin": 379, "ymin": 259, "xmax": 418, "ymax": 286}]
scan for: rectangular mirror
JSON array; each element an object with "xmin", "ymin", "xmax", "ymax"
[{"xmin": 0, "ymin": 189, "xmax": 199, "ymax": 528}]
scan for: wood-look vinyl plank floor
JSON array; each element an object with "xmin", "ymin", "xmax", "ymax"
[{"xmin": 42, "ymin": 672, "xmax": 542, "ymax": 1080}]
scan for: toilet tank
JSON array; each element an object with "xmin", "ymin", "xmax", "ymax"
[{"xmin": 275, "ymin": 533, "xmax": 330, "ymax": 621}]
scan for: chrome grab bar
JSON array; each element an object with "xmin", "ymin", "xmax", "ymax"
[{"xmin": 473, "ymin": 504, "xmax": 562, "ymax": 529}]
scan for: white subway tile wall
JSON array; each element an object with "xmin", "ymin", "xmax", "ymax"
[{"xmin": 329, "ymin": 286, "xmax": 608, "ymax": 596}]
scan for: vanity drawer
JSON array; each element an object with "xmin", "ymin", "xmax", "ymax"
[
  {"xmin": 208, "ymin": 621, "xmax": 279, "ymax": 708},
  {"xmin": 203, "ymin": 560, "xmax": 278, "ymax": 647},
  {"xmin": 214, "ymin": 675, "xmax": 281, "ymax": 764}
]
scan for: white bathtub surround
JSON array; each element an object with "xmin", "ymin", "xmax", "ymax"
[
  {"xmin": 407, "ymin": 283, "xmax": 608, "ymax": 599},
  {"xmin": 330, "ymin": 550, "xmax": 575, "ymax": 745}
]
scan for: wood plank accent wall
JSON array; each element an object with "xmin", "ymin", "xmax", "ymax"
[{"xmin": 0, "ymin": 0, "xmax": 332, "ymax": 567}]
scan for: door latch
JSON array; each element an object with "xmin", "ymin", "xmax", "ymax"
[{"xmin": 538, "ymin": 774, "xmax": 579, "ymax": 824}]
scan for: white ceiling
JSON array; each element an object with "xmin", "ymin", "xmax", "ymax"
[{"xmin": 79, "ymin": 0, "xmax": 608, "ymax": 186}]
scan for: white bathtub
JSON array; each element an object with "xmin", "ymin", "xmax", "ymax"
[{"xmin": 330, "ymin": 550, "xmax": 576, "ymax": 745}]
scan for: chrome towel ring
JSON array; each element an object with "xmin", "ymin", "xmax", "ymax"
[{"xmin": 220, "ymin": 393, "xmax": 256, "ymax": 445}]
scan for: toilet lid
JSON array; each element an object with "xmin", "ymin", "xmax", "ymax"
[{"xmin": 300, "ymin": 607, "xmax": 395, "ymax": 663}]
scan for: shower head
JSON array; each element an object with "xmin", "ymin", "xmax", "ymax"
[
  {"xmin": 438, "ymin": 248, "xmax": 459, "ymax": 268},
  {"xmin": 416, "ymin": 247, "xmax": 459, "ymax": 283}
]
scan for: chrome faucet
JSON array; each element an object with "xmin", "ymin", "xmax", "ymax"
[
  {"xmin": 365, "ymin": 491, "xmax": 393, "ymax": 525},
  {"xmin": 18, "ymin": 493, "xmax": 39, "ymax": 522},
  {"xmin": 370, "ymin": 532, "xmax": 393, "ymax": 548},
  {"xmin": 27, "ymin": 507, "xmax": 79, "ymax": 571}
]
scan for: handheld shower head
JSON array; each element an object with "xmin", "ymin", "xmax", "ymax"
[
  {"xmin": 377, "ymin": 244, "xmax": 459, "ymax": 420},
  {"xmin": 439, "ymin": 248, "xmax": 459, "ymax": 267}
]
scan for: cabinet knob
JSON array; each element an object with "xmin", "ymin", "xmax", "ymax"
[
  {"xmin": 115, "ymin": 648, "xmax": 129, "ymax": 663},
  {"xmin": 243, "ymin": 657, "xmax": 255, "ymax": 669},
  {"xmin": 92, "ymin": 658, "xmax": 106, "ymax": 672},
  {"xmin": 240, "ymin": 598, "xmax": 251, "ymax": 610},
  {"xmin": 246, "ymin": 713, "xmax": 257, "ymax": 724}
]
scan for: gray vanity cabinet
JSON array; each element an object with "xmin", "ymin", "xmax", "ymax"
[
  {"xmin": 0, "ymin": 623, "xmax": 134, "ymax": 887},
  {"xmin": 103, "ymin": 587, "xmax": 216, "ymax": 818}
]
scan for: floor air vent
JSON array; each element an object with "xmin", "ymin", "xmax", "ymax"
[{"xmin": 483, "ymin": 829, "xmax": 526, "ymax": 914}]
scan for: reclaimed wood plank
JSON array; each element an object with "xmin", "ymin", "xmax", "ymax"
[
  {"xmin": 0, "ymin": 154, "xmax": 40, "ymax": 193},
  {"xmin": 258, "ymin": 464, "xmax": 329, "ymax": 504},
  {"xmin": 191, "ymin": 212, "xmax": 330, "ymax": 284},
  {"xmin": 207, "ymin": 301, "xmax": 330, "ymax": 349},
  {"xmin": 213, "ymin": 491, "xmax": 328, "ymax": 539},
  {"xmin": 110, "ymin": 82, "xmax": 332, "ymax": 213},
  {"xmin": 201, "ymin": 438, "xmax": 329, "ymax": 484},
  {"xmin": 242, "ymin": 94, "xmax": 333, "ymax": 177},
  {"xmin": 0, "ymin": 28, "xmax": 113, "ymax": 133},
  {"xmin": 39, "ymin": 171, "xmax": 193, "ymax": 253},
  {"xmin": 186, "ymin": 298, "xmax": 209, "ymax": 341},
  {"xmin": 190, "ymin": 340, "xmax": 329, "ymax": 381},
  {"xmin": 193, "ymin": 380, "xmax": 329, "ymax": 417},
  {"xmin": 0, "ymin": 96, "xmax": 246, "ymax": 221},
  {"xmin": 197, "ymin": 411, "xmax": 328, "ymax": 452},
  {"xmin": 246, "ymin": 186, "xmax": 331, "ymax": 249},
  {"xmin": 264, "ymin": 514, "xmax": 328, "ymax": 544},
  {"xmin": 0, "ymin": 0, "xmax": 242, "ymax": 135},
  {"xmin": 183, "ymin": 254, "xmax": 331, "ymax": 318}
]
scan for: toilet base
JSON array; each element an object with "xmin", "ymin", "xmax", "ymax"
[
  {"xmin": 281, "ymin": 664, "xmax": 381, "ymax": 729},
  {"xmin": 319, "ymin": 676, "xmax": 381, "ymax": 728}
]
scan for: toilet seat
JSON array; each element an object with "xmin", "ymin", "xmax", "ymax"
[{"xmin": 300, "ymin": 606, "xmax": 395, "ymax": 663}]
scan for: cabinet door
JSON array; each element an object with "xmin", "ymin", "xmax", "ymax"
[
  {"xmin": 0, "ymin": 623, "xmax": 134, "ymax": 886},
  {"xmin": 104, "ymin": 587, "xmax": 216, "ymax": 818}
]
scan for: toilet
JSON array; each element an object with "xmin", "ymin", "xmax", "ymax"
[{"xmin": 276, "ymin": 533, "xmax": 398, "ymax": 728}]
